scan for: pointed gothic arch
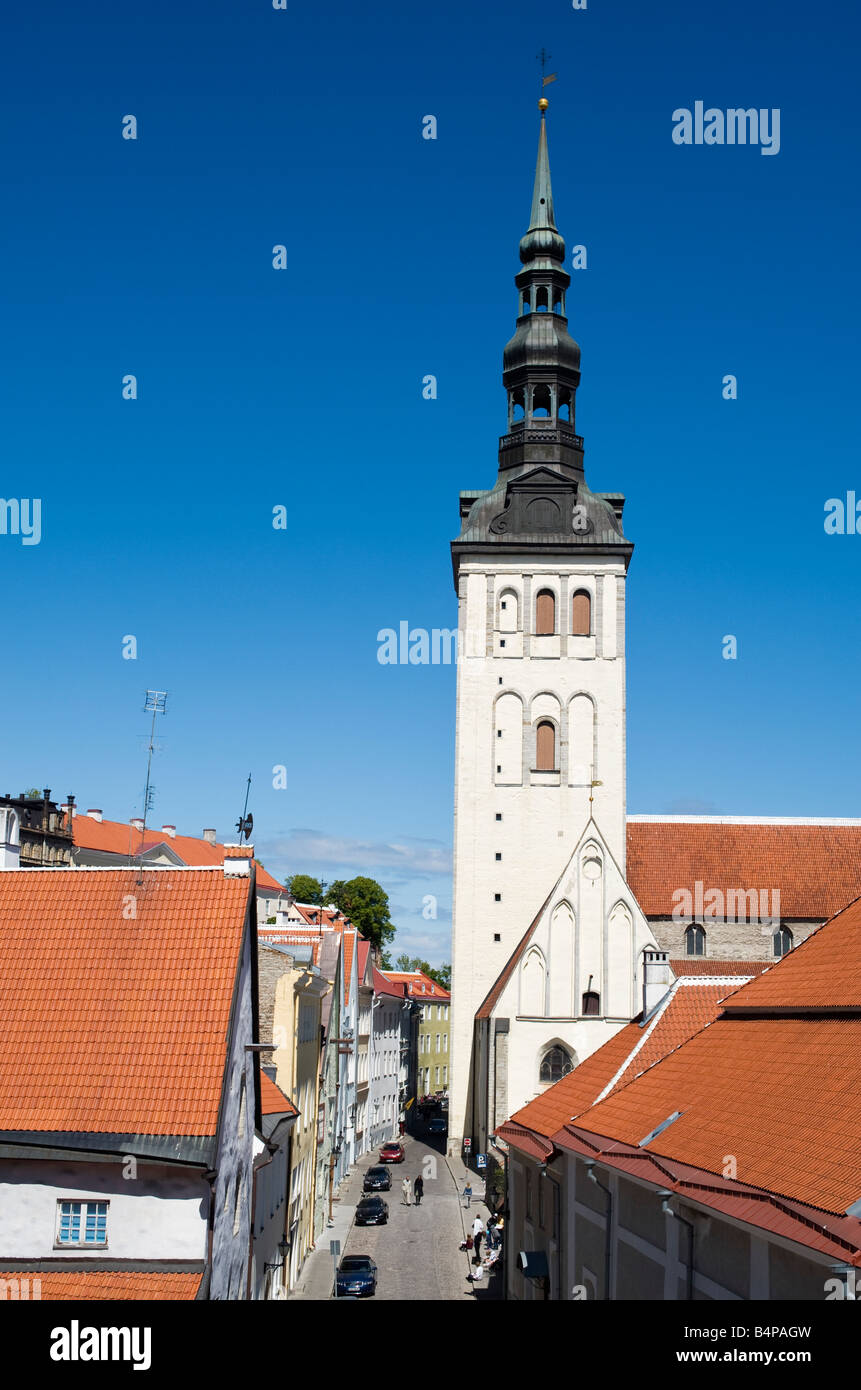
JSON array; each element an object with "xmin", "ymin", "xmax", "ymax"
[{"xmin": 520, "ymin": 945, "xmax": 546, "ymax": 1016}]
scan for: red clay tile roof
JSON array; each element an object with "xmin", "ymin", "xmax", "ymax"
[
  {"xmin": 723, "ymin": 895, "xmax": 861, "ymax": 1010},
  {"xmin": 0, "ymin": 867, "xmax": 250, "ymax": 1136},
  {"xmin": 383, "ymin": 971, "xmax": 451, "ymax": 1001},
  {"xmin": 71, "ymin": 813, "xmax": 285, "ymax": 893},
  {"xmin": 342, "ymin": 929, "xmax": 356, "ymax": 1006},
  {"xmin": 670, "ymin": 958, "xmax": 769, "ymax": 976},
  {"xmin": 627, "ymin": 818, "xmax": 861, "ymax": 918},
  {"xmin": 373, "ymin": 967, "xmax": 406, "ymax": 1000},
  {"xmin": 0, "ymin": 1269, "xmax": 203, "ymax": 1299},
  {"xmin": 259, "ymin": 1072, "xmax": 297, "ymax": 1117},
  {"xmin": 505, "ymin": 1020, "xmax": 644, "ymax": 1139}
]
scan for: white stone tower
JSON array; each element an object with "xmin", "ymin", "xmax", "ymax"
[{"xmin": 449, "ymin": 101, "xmax": 634, "ymax": 1151}]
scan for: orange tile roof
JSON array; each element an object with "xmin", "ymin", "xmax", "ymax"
[
  {"xmin": 724, "ymin": 894, "xmax": 861, "ymax": 1010},
  {"xmin": 70, "ymin": 813, "xmax": 285, "ymax": 893},
  {"xmin": 259, "ymin": 1072, "xmax": 297, "ymax": 1117},
  {"xmin": 373, "ymin": 967, "xmax": 406, "ymax": 1000},
  {"xmin": 670, "ymin": 958, "xmax": 769, "ymax": 976},
  {"xmin": 384, "ymin": 971, "xmax": 451, "ymax": 1000},
  {"xmin": 342, "ymin": 929, "xmax": 356, "ymax": 1006},
  {"xmin": 627, "ymin": 819, "xmax": 861, "ymax": 918},
  {"xmin": 0, "ymin": 867, "xmax": 250, "ymax": 1136},
  {"xmin": 506, "ymin": 975, "xmax": 760, "ymax": 1141},
  {"xmin": 0, "ymin": 1269, "xmax": 202, "ymax": 1299}
]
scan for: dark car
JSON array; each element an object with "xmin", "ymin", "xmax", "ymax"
[
  {"xmin": 363, "ymin": 1164, "xmax": 392, "ymax": 1192},
  {"xmin": 379, "ymin": 1141, "xmax": 405, "ymax": 1163},
  {"xmin": 355, "ymin": 1195, "xmax": 388, "ymax": 1226},
  {"xmin": 335, "ymin": 1255, "xmax": 377, "ymax": 1298},
  {"xmin": 427, "ymin": 1116, "xmax": 448, "ymax": 1136}
]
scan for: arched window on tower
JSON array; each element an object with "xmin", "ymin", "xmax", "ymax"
[
  {"xmin": 571, "ymin": 589, "xmax": 591, "ymax": 636},
  {"xmin": 510, "ymin": 388, "xmax": 525, "ymax": 423},
  {"xmin": 535, "ymin": 589, "xmax": 556, "ymax": 635},
  {"xmin": 535, "ymin": 286, "xmax": 549, "ymax": 313},
  {"xmin": 535, "ymin": 720, "xmax": 556, "ymax": 772},
  {"xmin": 531, "ymin": 384, "xmax": 552, "ymax": 419},
  {"xmin": 553, "ymin": 289, "xmax": 564, "ymax": 314},
  {"xmin": 520, "ymin": 288, "xmax": 532, "ymax": 315},
  {"xmin": 539, "ymin": 1045, "xmax": 574, "ymax": 1085},
  {"xmin": 558, "ymin": 388, "xmax": 571, "ymax": 422},
  {"xmin": 773, "ymin": 925, "xmax": 793, "ymax": 958},
  {"xmin": 685, "ymin": 923, "xmax": 706, "ymax": 956}
]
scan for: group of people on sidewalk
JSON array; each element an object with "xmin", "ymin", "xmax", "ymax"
[
  {"xmin": 400, "ymin": 1175, "xmax": 424, "ymax": 1206},
  {"xmin": 459, "ymin": 1203, "xmax": 504, "ymax": 1286}
]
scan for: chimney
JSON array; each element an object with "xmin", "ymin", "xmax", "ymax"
[
  {"xmin": 161, "ymin": 824, "xmax": 176, "ymax": 838},
  {"xmin": 130, "ymin": 817, "xmax": 144, "ymax": 833},
  {"xmin": 643, "ymin": 950, "xmax": 673, "ymax": 1020},
  {"xmin": 223, "ymin": 844, "xmax": 253, "ymax": 877},
  {"xmin": 87, "ymin": 809, "xmax": 103, "ymax": 822},
  {"xmin": 203, "ymin": 828, "xmax": 217, "ymax": 845}
]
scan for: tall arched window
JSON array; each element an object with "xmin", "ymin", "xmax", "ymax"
[
  {"xmin": 571, "ymin": 589, "xmax": 591, "ymax": 636},
  {"xmin": 685, "ymin": 923, "xmax": 706, "ymax": 956},
  {"xmin": 773, "ymin": 926, "xmax": 793, "ymax": 958},
  {"xmin": 536, "ymin": 721, "xmax": 556, "ymax": 771},
  {"xmin": 539, "ymin": 1045, "xmax": 573, "ymax": 1085},
  {"xmin": 535, "ymin": 589, "xmax": 556, "ymax": 635}
]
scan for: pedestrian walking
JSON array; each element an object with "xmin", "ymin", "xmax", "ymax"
[
  {"xmin": 472, "ymin": 1214, "xmax": 484, "ymax": 1260},
  {"xmin": 462, "ymin": 1182, "xmax": 472, "ymax": 1208},
  {"xmin": 401, "ymin": 1177, "xmax": 411, "ymax": 1206},
  {"xmin": 414, "ymin": 1175, "xmax": 424, "ymax": 1206}
]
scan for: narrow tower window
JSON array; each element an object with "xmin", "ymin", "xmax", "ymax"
[
  {"xmin": 535, "ymin": 589, "xmax": 556, "ymax": 635},
  {"xmin": 531, "ymin": 384, "xmax": 552, "ymax": 419},
  {"xmin": 571, "ymin": 589, "xmax": 591, "ymax": 636},
  {"xmin": 535, "ymin": 286, "xmax": 549, "ymax": 312},
  {"xmin": 685, "ymin": 924, "xmax": 706, "ymax": 956},
  {"xmin": 581, "ymin": 991, "xmax": 600, "ymax": 1016},
  {"xmin": 535, "ymin": 720, "xmax": 556, "ymax": 772}
]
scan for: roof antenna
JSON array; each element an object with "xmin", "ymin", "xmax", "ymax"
[
  {"xmin": 236, "ymin": 774, "xmax": 253, "ymax": 842},
  {"xmin": 136, "ymin": 690, "xmax": 167, "ymax": 884}
]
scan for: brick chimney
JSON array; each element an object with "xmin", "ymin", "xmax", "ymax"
[
  {"xmin": 161, "ymin": 824, "xmax": 176, "ymax": 838},
  {"xmin": 87, "ymin": 809, "xmax": 103, "ymax": 822},
  {"xmin": 202, "ymin": 828, "xmax": 217, "ymax": 845},
  {"xmin": 643, "ymin": 950, "xmax": 673, "ymax": 1021}
]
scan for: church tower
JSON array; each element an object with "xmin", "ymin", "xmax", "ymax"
[{"xmin": 449, "ymin": 101, "xmax": 634, "ymax": 1150}]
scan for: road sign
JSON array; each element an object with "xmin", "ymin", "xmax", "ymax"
[
  {"xmin": 476, "ymin": 1153, "xmax": 487, "ymax": 1168},
  {"xmin": 463, "ymin": 1137, "xmax": 472, "ymax": 1150}
]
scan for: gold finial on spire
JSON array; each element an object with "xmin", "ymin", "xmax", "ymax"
[{"xmin": 538, "ymin": 97, "xmax": 549, "ymax": 112}]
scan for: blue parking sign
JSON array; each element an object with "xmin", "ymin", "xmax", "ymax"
[{"xmin": 476, "ymin": 1153, "xmax": 487, "ymax": 1168}]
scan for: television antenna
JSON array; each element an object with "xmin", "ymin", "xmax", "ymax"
[
  {"xmin": 137, "ymin": 690, "xmax": 167, "ymax": 870},
  {"xmin": 236, "ymin": 774, "xmax": 253, "ymax": 842}
]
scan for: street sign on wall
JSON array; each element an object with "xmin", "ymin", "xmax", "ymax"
[{"xmin": 463, "ymin": 1137, "xmax": 472, "ymax": 1150}]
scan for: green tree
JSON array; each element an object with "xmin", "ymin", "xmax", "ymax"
[
  {"xmin": 328, "ymin": 876, "xmax": 395, "ymax": 956},
  {"xmin": 285, "ymin": 874, "xmax": 324, "ymax": 904},
  {"xmin": 23, "ymin": 788, "xmax": 41, "ymax": 800}
]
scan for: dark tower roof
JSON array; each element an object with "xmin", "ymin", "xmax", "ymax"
[{"xmin": 452, "ymin": 99, "xmax": 632, "ymax": 582}]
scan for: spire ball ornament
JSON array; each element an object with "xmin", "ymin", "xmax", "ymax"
[{"xmin": 538, "ymin": 97, "xmax": 549, "ymax": 111}]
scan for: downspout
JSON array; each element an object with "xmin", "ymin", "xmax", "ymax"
[
  {"xmin": 661, "ymin": 1193, "xmax": 695, "ymax": 1300},
  {"xmin": 585, "ymin": 1161, "xmax": 612, "ymax": 1299},
  {"xmin": 203, "ymin": 1169, "xmax": 217, "ymax": 1298}
]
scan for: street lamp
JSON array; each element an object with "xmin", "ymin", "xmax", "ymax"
[{"xmin": 264, "ymin": 1235, "xmax": 290, "ymax": 1298}]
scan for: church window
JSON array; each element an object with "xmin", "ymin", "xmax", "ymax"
[
  {"xmin": 558, "ymin": 388, "xmax": 571, "ymax": 422},
  {"xmin": 535, "ymin": 589, "xmax": 556, "ymax": 635},
  {"xmin": 582, "ymin": 991, "xmax": 600, "ymax": 1015},
  {"xmin": 553, "ymin": 290, "xmax": 564, "ymax": 314},
  {"xmin": 494, "ymin": 893, "xmax": 501, "ymax": 902},
  {"xmin": 495, "ymin": 813, "xmax": 502, "ymax": 821},
  {"xmin": 685, "ymin": 924, "xmax": 706, "ymax": 956},
  {"xmin": 572, "ymin": 589, "xmax": 591, "ymax": 635},
  {"xmin": 539, "ymin": 1045, "xmax": 574, "ymax": 1084},
  {"xmin": 535, "ymin": 286, "xmax": 549, "ymax": 312},
  {"xmin": 494, "ymin": 934, "xmax": 501, "ymax": 942},
  {"xmin": 536, "ymin": 720, "xmax": 556, "ymax": 771},
  {"xmin": 511, "ymin": 387, "xmax": 526, "ymax": 420},
  {"xmin": 773, "ymin": 926, "xmax": 793, "ymax": 958},
  {"xmin": 495, "ymin": 852, "xmax": 501, "ymax": 861}
]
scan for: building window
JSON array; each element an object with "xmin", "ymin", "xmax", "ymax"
[
  {"xmin": 539, "ymin": 1045, "xmax": 574, "ymax": 1084},
  {"xmin": 572, "ymin": 589, "xmax": 591, "ymax": 635},
  {"xmin": 496, "ymin": 813, "xmax": 502, "ymax": 821},
  {"xmin": 774, "ymin": 926, "xmax": 793, "ymax": 958},
  {"xmin": 435, "ymin": 1066, "xmax": 440, "ymax": 1086},
  {"xmin": 56, "ymin": 1200, "xmax": 108, "ymax": 1247},
  {"xmin": 536, "ymin": 720, "xmax": 556, "ymax": 771},
  {"xmin": 495, "ymin": 851, "xmax": 502, "ymax": 860},
  {"xmin": 443, "ymin": 1032, "xmax": 448, "ymax": 1051},
  {"xmin": 494, "ymin": 893, "xmax": 501, "ymax": 902},
  {"xmin": 685, "ymin": 923, "xmax": 706, "ymax": 956},
  {"xmin": 436, "ymin": 1034, "xmax": 441, "ymax": 1051},
  {"xmin": 535, "ymin": 589, "xmax": 556, "ymax": 635},
  {"xmin": 494, "ymin": 933, "xmax": 501, "ymax": 942},
  {"xmin": 581, "ymin": 991, "xmax": 600, "ymax": 1016},
  {"xmin": 443, "ymin": 1066, "xmax": 447, "ymax": 1085}
]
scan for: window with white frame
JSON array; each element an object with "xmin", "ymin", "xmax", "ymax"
[{"xmin": 56, "ymin": 1200, "xmax": 108, "ymax": 1247}]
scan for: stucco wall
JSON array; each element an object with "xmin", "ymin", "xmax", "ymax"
[{"xmin": 0, "ymin": 1158, "xmax": 207, "ymax": 1260}]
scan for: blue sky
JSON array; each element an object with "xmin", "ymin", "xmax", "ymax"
[{"xmin": 1, "ymin": 0, "xmax": 859, "ymax": 963}]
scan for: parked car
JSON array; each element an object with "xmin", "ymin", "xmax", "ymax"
[
  {"xmin": 355, "ymin": 1196, "xmax": 388, "ymax": 1226},
  {"xmin": 427, "ymin": 1116, "xmax": 448, "ymax": 1136},
  {"xmin": 379, "ymin": 1141, "xmax": 405, "ymax": 1163},
  {"xmin": 363, "ymin": 1165, "xmax": 392, "ymax": 1192},
  {"xmin": 335, "ymin": 1255, "xmax": 377, "ymax": 1298}
]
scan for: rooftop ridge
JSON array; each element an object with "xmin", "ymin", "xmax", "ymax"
[{"xmin": 628, "ymin": 814, "xmax": 861, "ymax": 826}]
